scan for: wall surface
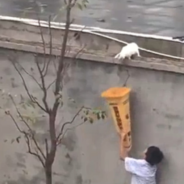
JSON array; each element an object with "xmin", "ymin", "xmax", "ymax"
[{"xmin": 0, "ymin": 48, "xmax": 183, "ymax": 184}]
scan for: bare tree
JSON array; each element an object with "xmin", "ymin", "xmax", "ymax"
[{"xmin": 1, "ymin": 1, "xmax": 106, "ymax": 184}]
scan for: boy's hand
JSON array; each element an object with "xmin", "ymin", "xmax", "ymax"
[
  {"xmin": 120, "ymin": 132, "xmax": 126, "ymax": 141},
  {"xmin": 120, "ymin": 132, "xmax": 131, "ymax": 152}
]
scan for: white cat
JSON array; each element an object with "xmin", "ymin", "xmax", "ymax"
[{"xmin": 114, "ymin": 42, "xmax": 140, "ymax": 60}]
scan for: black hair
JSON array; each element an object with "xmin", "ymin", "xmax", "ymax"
[{"xmin": 145, "ymin": 146, "xmax": 164, "ymax": 166}]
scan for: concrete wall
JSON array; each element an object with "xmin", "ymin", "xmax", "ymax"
[
  {"xmin": 0, "ymin": 18, "xmax": 184, "ymax": 59},
  {"xmin": 0, "ymin": 48, "xmax": 183, "ymax": 184}
]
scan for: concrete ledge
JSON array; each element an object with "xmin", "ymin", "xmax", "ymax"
[
  {"xmin": 0, "ymin": 15, "xmax": 183, "ymax": 57},
  {"xmin": 0, "ymin": 16, "xmax": 184, "ymax": 60},
  {"xmin": 103, "ymin": 32, "xmax": 183, "ymax": 57},
  {"xmin": 0, "ymin": 39, "xmax": 184, "ymax": 75},
  {"xmin": 0, "ymin": 16, "xmax": 183, "ymax": 74}
]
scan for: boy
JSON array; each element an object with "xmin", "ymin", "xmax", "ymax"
[{"xmin": 120, "ymin": 134, "xmax": 164, "ymax": 184}]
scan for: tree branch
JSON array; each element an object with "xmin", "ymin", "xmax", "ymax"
[
  {"xmin": 43, "ymin": 15, "xmax": 52, "ymax": 77},
  {"xmin": 52, "ymin": 0, "xmax": 72, "ymax": 115},
  {"xmin": 34, "ymin": 5, "xmax": 46, "ymax": 73},
  {"xmin": 35, "ymin": 56, "xmax": 50, "ymax": 113},
  {"xmin": 45, "ymin": 138, "xmax": 49, "ymax": 156},
  {"xmin": 9, "ymin": 57, "xmax": 47, "ymax": 113},
  {"xmin": 68, "ymin": 26, "xmax": 86, "ymax": 46},
  {"xmin": 72, "ymin": 45, "xmax": 86, "ymax": 59},
  {"xmin": 47, "ymin": 79, "xmax": 56, "ymax": 91},
  {"xmin": 56, "ymin": 106, "xmax": 84, "ymax": 142},
  {"xmin": 46, "ymin": 43, "xmax": 85, "ymax": 91},
  {"xmin": 57, "ymin": 121, "xmax": 85, "ymax": 146},
  {"xmin": 6, "ymin": 111, "xmax": 45, "ymax": 168},
  {"xmin": 25, "ymin": 132, "xmax": 45, "ymax": 168},
  {"xmin": 47, "ymin": 23, "xmax": 86, "ymax": 91},
  {"xmin": 47, "ymin": 3, "xmax": 73, "ymax": 165},
  {"xmin": 16, "ymin": 61, "xmax": 42, "ymax": 90},
  {"xmin": 52, "ymin": 55, "xmax": 58, "ymax": 73},
  {"xmin": 9, "ymin": 95, "xmax": 46, "ymax": 161},
  {"xmin": 5, "ymin": 110, "xmax": 23, "ymax": 133},
  {"xmin": 63, "ymin": 25, "xmax": 86, "ymax": 68},
  {"xmin": 70, "ymin": 0, "xmax": 78, "ymax": 7}
]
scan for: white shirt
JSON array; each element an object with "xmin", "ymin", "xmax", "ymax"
[{"xmin": 124, "ymin": 157, "xmax": 157, "ymax": 184}]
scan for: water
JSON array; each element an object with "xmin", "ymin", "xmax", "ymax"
[{"xmin": 0, "ymin": 0, "xmax": 184, "ymax": 36}]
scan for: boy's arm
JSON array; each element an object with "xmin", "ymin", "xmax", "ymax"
[
  {"xmin": 120, "ymin": 134, "xmax": 141, "ymax": 175},
  {"xmin": 120, "ymin": 133, "xmax": 131, "ymax": 160},
  {"xmin": 120, "ymin": 135, "xmax": 138, "ymax": 174}
]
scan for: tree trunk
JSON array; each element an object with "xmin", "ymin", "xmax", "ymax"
[{"xmin": 45, "ymin": 165, "xmax": 52, "ymax": 184}]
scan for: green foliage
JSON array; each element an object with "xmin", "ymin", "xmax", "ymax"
[
  {"xmin": 0, "ymin": 88, "xmax": 107, "ymax": 135},
  {"xmin": 77, "ymin": 0, "xmax": 89, "ymax": 10},
  {"xmin": 16, "ymin": 136, "xmax": 21, "ymax": 143},
  {"xmin": 81, "ymin": 108, "xmax": 107, "ymax": 124},
  {"xmin": 0, "ymin": 89, "xmax": 42, "ymax": 126}
]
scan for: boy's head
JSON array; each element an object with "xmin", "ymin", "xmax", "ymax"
[{"xmin": 144, "ymin": 146, "xmax": 164, "ymax": 166}]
